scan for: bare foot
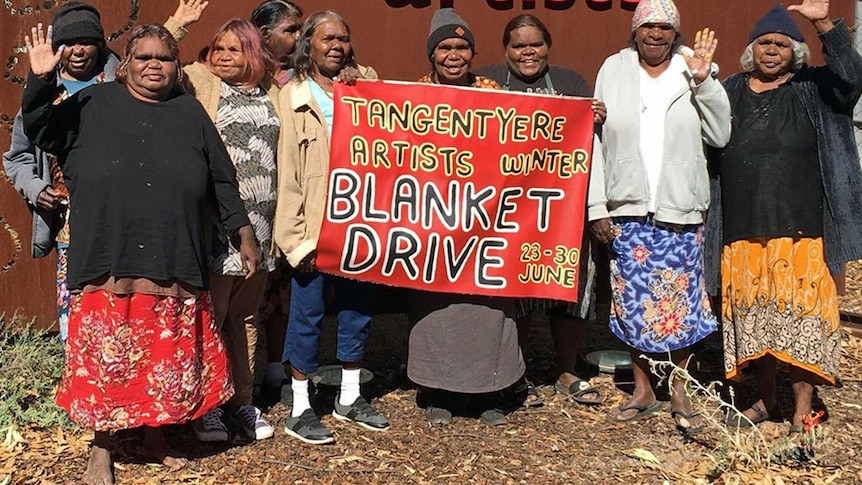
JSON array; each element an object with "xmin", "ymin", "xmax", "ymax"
[
  {"xmin": 83, "ymin": 440, "xmax": 114, "ymax": 485},
  {"xmin": 791, "ymin": 380, "xmax": 814, "ymax": 428},
  {"xmin": 142, "ymin": 427, "xmax": 188, "ymax": 471}
]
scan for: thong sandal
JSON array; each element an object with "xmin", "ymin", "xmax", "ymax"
[
  {"xmin": 521, "ymin": 380, "xmax": 544, "ymax": 408},
  {"xmin": 671, "ymin": 408, "xmax": 705, "ymax": 436},
  {"xmin": 725, "ymin": 402, "xmax": 772, "ymax": 428},
  {"xmin": 605, "ymin": 400, "xmax": 663, "ymax": 424},
  {"xmin": 556, "ymin": 379, "xmax": 602, "ymax": 405}
]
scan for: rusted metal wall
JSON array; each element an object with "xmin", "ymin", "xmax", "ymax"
[{"xmin": 0, "ymin": 0, "xmax": 853, "ymax": 329}]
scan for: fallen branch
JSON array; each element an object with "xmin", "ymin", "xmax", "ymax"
[
  {"xmin": 437, "ymin": 433, "xmax": 526, "ymax": 442},
  {"xmin": 260, "ymin": 458, "xmax": 396, "ymax": 474}
]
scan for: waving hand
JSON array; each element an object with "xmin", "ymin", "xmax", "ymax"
[{"xmin": 25, "ymin": 24, "xmax": 63, "ymax": 80}]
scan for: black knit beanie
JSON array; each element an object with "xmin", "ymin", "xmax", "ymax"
[
  {"xmin": 52, "ymin": 2, "xmax": 104, "ymax": 49},
  {"xmin": 426, "ymin": 8, "xmax": 475, "ymax": 59},
  {"xmin": 748, "ymin": 4, "xmax": 804, "ymax": 43}
]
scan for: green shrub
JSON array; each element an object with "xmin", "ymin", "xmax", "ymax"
[{"xmin": 0, "ymin": 314, "xmax": 68, "ymax": 429}]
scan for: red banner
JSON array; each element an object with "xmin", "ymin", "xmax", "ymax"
[{"xmin": 316, "ymin": 80, "xmax": 594, "ymax": 301}]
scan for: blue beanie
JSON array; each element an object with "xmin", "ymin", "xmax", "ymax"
[{"xmin": 749, "ymin": 4, "xmax": 804, "ymax": 43}]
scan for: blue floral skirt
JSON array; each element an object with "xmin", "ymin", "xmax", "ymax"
[{"xmin": 607, "ymin": 217, "xmax": 716, "ymax": 353}]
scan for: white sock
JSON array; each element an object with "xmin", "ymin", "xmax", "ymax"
[
  {"xmin": 291, "ymin": 378, "xmax": 311, "ymax": 418},
  {"xmin": 339, "ymin": 368, "xmax": 361, "ymax": 406}
]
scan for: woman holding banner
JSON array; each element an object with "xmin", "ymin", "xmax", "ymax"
[
  {"xmin": 273, "ymin": 10, "xmax": 387, "ymax": 445},
  {"xmin": 408, "ymin": 8, "xmax": 524, "ymax": 427},
  {"xmin": 588, "ymin": 0, "xmax": 730, "ymax": 435},
  {"xmin": 475, "ymin": 14, "xmax": 607, "ymax": 408}
]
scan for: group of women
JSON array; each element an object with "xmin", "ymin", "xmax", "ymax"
[
  {"xmin": 13, "ymin": 0, "xmax": 385, "ymax": 481},
  {"xmin": 6, "ymin": 0, "xmax": 861, "ymax": 482}
]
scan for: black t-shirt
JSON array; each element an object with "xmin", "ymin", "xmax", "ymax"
[
  {"xmin": 22, "ymin": 76, "xmax": 250, "ymax": 290},
  {"xmin": 473, "ymin": 64, "xmax": 592, "ymax": 97},
  {"xmin": 716, "ymin": 83, "xmax": 824, "ymax": 243}
]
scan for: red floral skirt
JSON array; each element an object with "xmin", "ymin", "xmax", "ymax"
[{"xmin": 56, "ymin": 290, "xmax": 234, "ymax": 431}]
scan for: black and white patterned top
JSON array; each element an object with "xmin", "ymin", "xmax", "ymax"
[{"xmin": 211, "ymin": 82, "xmax": 280, "ymax": 275}]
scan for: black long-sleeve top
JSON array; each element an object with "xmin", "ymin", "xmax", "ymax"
[
  {"xmin": 22, "ymin": 72, "xmax": 250, "ymax": 291},
  {"xmin": 705, "ymin": 20, "xmax": 862, "ymax": 292}
]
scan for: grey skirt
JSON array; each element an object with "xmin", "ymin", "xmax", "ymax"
[{"xmin": 407, "ymin": 291, "xmax": 525, "ymax": 393}]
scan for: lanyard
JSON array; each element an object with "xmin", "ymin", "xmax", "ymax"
[{"xmin": 504, "ymin": 69, "xmax": 555, "ymax": 94}]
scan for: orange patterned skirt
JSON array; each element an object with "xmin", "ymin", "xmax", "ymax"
[
  {"xmin": 721, "ymin": 237, "xmax": 841, "ymax": 384},
  {"xmin": 57, "ymin": 290, "xmax": 234, "ymax": 431}
]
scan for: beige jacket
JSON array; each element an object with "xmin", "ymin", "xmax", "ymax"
[
  {"xmin": 181, "ymin": 62, "xmax": 282, "ymax": 121},
  {"xmin": 273, "ymin": 68, "xmax": 378, "ymax": 267}
]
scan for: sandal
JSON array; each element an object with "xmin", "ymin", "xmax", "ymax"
[
  {"xmin": 425, "ymin": 405, "xmax": 453, "ymax": 425},
  {"xmin": 725, "ymin": 401, "xmax": 772, "ymax": 428},
  {"xmin": 671, "ymin": 408, "xmax": 704, "ymax": 436},
  {"xmin": 556, "ymin": 379, "xmax": 602, "ymax": 405},
  {"xmin": 479, "ymin": 408, "xmax": 508, "ymax": 426},
  {"xmin": 518, "ymin": 380, "xmax": 544, "ymax": 408},
  {"xmin": 605, "ymin": 400, "xmax": 662, "ymax": 424}
]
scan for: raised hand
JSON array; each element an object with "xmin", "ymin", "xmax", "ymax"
[
  {"xmin": 24, "ymin": 23, "xmax": 63, "ymax": 80},
  {"xmin": 172, "ymin": 0, "xmax": 209, "ymax": 28},
  {"xmin": 682, "ymin": 28, "xmax": 717, "ymax": 85},
  {"xmin": 787, "ymin": 0, "xmax": 829, "ymax": 22}
]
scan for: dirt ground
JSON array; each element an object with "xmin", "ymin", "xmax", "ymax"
[{"xmin": 4, "ymin": 262, "xmax": 862, "ymax": 485}]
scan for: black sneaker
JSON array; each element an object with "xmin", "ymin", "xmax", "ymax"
[
  {"xmin": 283, "ymin": 408, "xmax": 334, "ymax": 444},
  {"xmin": 230, "ymin": 405, "xmax": 274, "ymax": 441},
  {"xmin": 332, "ymin": 395, "xmax": 390, "ymax": 431},
  {"xmin": 191, "ymin": 408, "xmax": 229, "ymax": 442}
]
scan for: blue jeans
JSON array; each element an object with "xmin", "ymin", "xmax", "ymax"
[{"xmin": 282, "ymin": 271, "xmax": 376, "ymax": 375}]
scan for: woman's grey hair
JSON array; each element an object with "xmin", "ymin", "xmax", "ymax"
[
  {"xmin": 292, "ymin": 10, "xmax": 356, "ymax": 81},
  {"xmin": 740, "ymin": 37, "xmax": 810, "ymax": 73}
]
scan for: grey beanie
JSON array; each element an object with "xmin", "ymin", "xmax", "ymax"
[
  {"xmin": 51, "ymin": 2, "xmax": 104, "ymax": 49},
  {"xmin": 426, "ymin": 8, "xmax": 475, "ymax": 58}
]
